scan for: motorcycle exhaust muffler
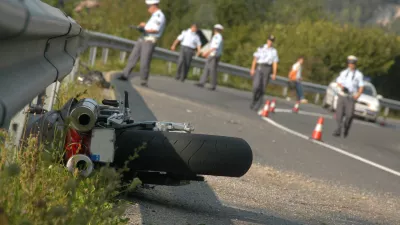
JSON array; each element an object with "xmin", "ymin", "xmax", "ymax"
[
  {"xmin": 70, "ymin": 99, "xmax": 99, "ymax": 132},
  {"xmin": 66, "ymin": 154, "xmax": 94, "ymax": 177}
]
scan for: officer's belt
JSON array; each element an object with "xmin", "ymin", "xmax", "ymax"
[
  {"xmin": 337, "ymin": 89, "xmax": 355, "ymax": 97},
  {"xmin": 257, "ymin": 63, "xmax": 272, "ymax": 67},
  {"xmin": 142, "ymin": 36, "xmax": 158, "ymax": 43},
  {"xmin": 181, "ymin": 45, "xmax": 196, "ymax": 50}
]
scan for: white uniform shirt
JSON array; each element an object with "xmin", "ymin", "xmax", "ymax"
[
  {"xmin": 177, "ymin": 29, "xmax": 201, "ymax": 49},
  {"xmin": 144, "ymin": 9, "xmax": 166, "ymax": 39},
  {"xmin": 292, "ymin": 62, "xmax": 302, "ymax": 80},
  {"xmin": 209, "ymin": 33, "xmax": 223, "ymax": 57},
  {"xmin": 336, "ymin": 68, "xmax": 364, "ymax": 94},
  {"xmin": 253, "ymin": 45, "xmax": 279, "ymax": 65}
]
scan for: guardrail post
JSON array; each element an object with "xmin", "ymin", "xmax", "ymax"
[
  {"xmin": 192, "ymin": 67, "xmax": 199, "ymax": 76},
  {"xmin": 66, "ymin": 57, "xmax": 80, "ymax": 83},
  {"xmin": 8, "ymin": 105, "xmax": 29, "ymax": 147},
  {"xmin": 102, "ymin": 48, "xmax": 109, "ymax": 64},
  {"xmin": 72, "ymin": 57, "xmax": 80, "ymax": 82},
  {"xmin": 89, "ymin": 47, "xmax": 97, "ymax": 67},
  {"xmin": 7, "ymin": 90, "xmax": 50, "ymax": 148},
  {"xmin": 44, "ymin": 81, "xmax": 61, "ymax": 112},
  {"xmin": 167, "ymin": 62, "xmax": 172, "ymax": 75},
  {"xmin": 197, "ymin": 68, "xmax": 202, "ymax": 75},
  {"xmin": 384, "ymin": 107, "xmax": 390, "ymax": 117},
  {"xmin": 120, "ymin": 51, "xmax": 127, "ymax": 63},
  {"xmin": 223, "ymin": 73, "xmax": 229, "ymax": 83},
  {"xmin": 381, "ymin": 107, "xmax": 390, "ymax": 125},
  {"xmin": 282, "ymin": 86, "xmax": 288, "ymax": 97},
  {"xmin": 314, "ymin": 93, "xmax": 320, "ymax": 104},
  {"xmin": 36, "ymin": 91, "xmax": 46, "ymax": 107}
]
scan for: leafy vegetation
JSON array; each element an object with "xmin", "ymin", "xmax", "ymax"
[
  {"xmin": 45, "ymin": 0, "xmax": 400, "ymax": 101},
  {"xmin": 0, "ymin": 82, "xmax": 137, "ymax": 225}
]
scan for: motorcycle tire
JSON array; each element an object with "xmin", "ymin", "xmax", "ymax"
[{"xmin": 112, "ymin": 130, "xmax": 253, "ymax": 178}]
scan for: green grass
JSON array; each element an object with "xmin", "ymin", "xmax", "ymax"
[{"xmin": 0, "ymin": 82, "xmax": 141, "ymax": 225}]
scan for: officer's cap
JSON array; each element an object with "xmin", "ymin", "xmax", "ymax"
[
  {"xmin": 146, "ymin": 0, "xmax": 160, "ymax": 5},
  {"xmin": 214, "ymin": 24, "xmax": 224, "ymax": 30},
  {"xmin": 268, "ymin": 35, "xmax": 275, "ymax": 42},
  {"xmin": 347, "ymin": 55, "xmax": 358, "ymax": 64}
]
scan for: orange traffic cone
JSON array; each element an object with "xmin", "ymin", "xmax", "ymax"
[
  {"xmin": 261, "ymin": 100, "xmax": 270, "ymax": 117},
  {"xmin": 292, "ymin": 101, "xmax": 300, "ymax": 113},
  {"xmin": 270, "ymin": 99, "xmax": 276, "ymax": 113},
  {"xmin": 312, "ymin": 117, "xmax": 324, "ymax": 141}
]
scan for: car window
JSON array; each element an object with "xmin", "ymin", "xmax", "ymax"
[{"xmin": 363, "ymin": 85, "xmax": 376, "ymax": 96}]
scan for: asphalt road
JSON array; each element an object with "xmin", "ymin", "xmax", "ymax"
[{"xmin": 113, "ymin": 74, "xmax": 400, "ymax": 196}]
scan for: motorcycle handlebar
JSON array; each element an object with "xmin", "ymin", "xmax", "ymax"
[
  {"xmin": 113, "ymin": 130, "xmax": 253, "ymax": 178},
  {"xmin": 102, "ymin": 99, "xmax": 119, "ymax": 107}
]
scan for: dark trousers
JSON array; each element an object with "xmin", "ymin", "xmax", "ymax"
[
  {"xmin": 251, "ymin": 64, "xmax": 272, "ymax": 109},
  {"xmin": 296, "ymin": 81, "xmax": 304, "ymax": 100},
  {"xmin": 122, "ymin": 39, "xmax": 156, "ymax": 83},
  {"xmin": 288, "ymin": 80, "xmax": 305, "ymax": 101},
  {"xmin": 176, "ymin": 46, "xmax": 195, "ymax": 81},
  {"xmin": 335, "ymin": 95, "xmax": 355, "ymax": 135},
  {"xmin": 199, "ymin": 56, "xmax": 220, "ymax": 89}
]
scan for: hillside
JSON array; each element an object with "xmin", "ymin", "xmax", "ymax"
[
  {"xmin": 325, "ymin": 0, "xmax": 400, "ymax": 26},
  {"xmin": 59, "ymin": 0, "xmax": 400, "ymax": 32}
]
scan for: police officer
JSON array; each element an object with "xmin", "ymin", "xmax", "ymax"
[
  {"xmin": 195, "ymin": 24, "xmax": 224, "ymax": 91},
  {"xmin": 250, "ymin": 35, "xmax": 279, "ymax": 110},
  {"xmin": 170, "ymin": 23, "xmax": 202, "ymax": 82},
  {"xmin": 118, "ymin": 0, "xmax": 166, "ymax": 87},
  {"xmin": 333, "ymin": 55, "xmax": 364, "ymax": 138}
]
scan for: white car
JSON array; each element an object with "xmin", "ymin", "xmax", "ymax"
[{"xmin": 322, "ymin": 80, "xmax": 383, "ymax": 122}]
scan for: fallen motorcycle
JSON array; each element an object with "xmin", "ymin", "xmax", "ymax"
[{"xmin": 22, "ymin": 92, "xmax": 253, "ymax": 186}]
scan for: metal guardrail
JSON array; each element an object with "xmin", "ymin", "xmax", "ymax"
[
  {"xmin": 85, "ymin": 31, "xmax": 400, "ymax": 112},
  {"xmin": 0, "ymin": 0, "xmax": 86, "ymax": 128},
  {"xmin": 86, "ymin": 31, "xmax": 328, "ymax": 91}
]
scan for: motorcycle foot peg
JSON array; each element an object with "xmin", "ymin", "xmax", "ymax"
[
  {"xmin": 66, "ymin": 154, "xmax": 94, "ymax": 177},
  {"xmin": 27, "ymin": 105, "xmax": 47, "ymax": 114}
]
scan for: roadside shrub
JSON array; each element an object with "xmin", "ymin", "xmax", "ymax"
[
  {"xmin": 0, "ymin": 83, "xmax": 140, "ymax": 225},
  {"xmin": 0, "ymin": 129, "xmax": 130, "ymax": 225}
]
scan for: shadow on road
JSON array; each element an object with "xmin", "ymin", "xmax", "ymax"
[{"xmin": 111, "ymin": 76, "xmax": 301, "ymax": 225}]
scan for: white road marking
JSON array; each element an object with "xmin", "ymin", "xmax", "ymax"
[
  {"xmin": 261, "ymin": 116, "xmax": 400, "ymax": 177},
  {"xmin": 274, "ymin": 108, "xmax": 333, "ymax": 119},
  {"xmin": 273, "ymin": 108, "xmax": 380, "ymax": 128}
]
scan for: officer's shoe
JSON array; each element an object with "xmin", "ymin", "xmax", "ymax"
[
  {"xmin": 208, "ymin": 87, "xmax": 216, "ymax": 91},
  {"xmin": 140, "ymin": 82, "xmax": 148, "ymax": 87},
  {"xmin": 332, "ymin": 130, "xmax": 341, "ymax": 137},
  {"xmin": 195, "ymin": 83, "xmax": 204, "ymax": 88},
  {"xmin": 117, "ymin": 75, "xmax": 128, "ymax": 81},
  {"xmin": 250, "ymin": 103, "xmax": 255, "ymax": 110},
  {"xmin": 343, "ymin": 130, "xmax": 349, "ymax": 138}
]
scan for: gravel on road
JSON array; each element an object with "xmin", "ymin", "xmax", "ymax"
[{"xmin": 120, "ymin": 83, "xmax": 400, "ymax": 225}]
